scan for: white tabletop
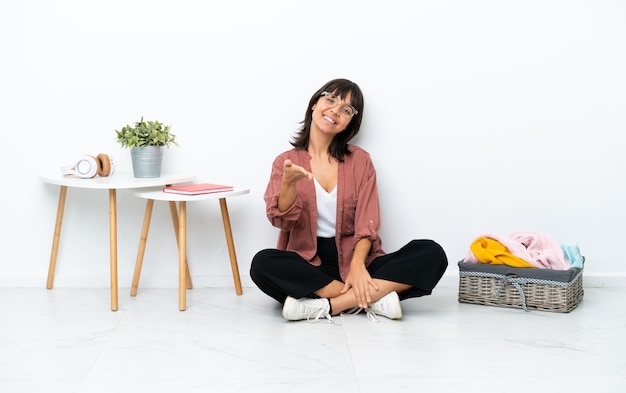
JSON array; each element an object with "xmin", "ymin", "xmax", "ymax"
[
  {"xmin": 130, "ymin": 186, "xmax": 250, "ymax": 201},
  {"xmin": 39, "ymin": 172, "xmax": 196, "ymax": 190}
]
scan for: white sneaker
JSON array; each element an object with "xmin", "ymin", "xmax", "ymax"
[
  {"xmin": 367, "ymin": 291, "xmax": 402, "ymax": 321},
  {"xmin": 283, "ymin": 296, "xmax": 332, "ymax": 323}
]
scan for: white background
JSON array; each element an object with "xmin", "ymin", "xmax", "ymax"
[{"xmin": 1, "ymin": 0, "xmax": 624, "ymax": 288}]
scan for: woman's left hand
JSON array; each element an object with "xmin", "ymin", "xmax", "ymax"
[{"xmin": 341, "ymin": 262, "xmax": 379, "ymax": 309}]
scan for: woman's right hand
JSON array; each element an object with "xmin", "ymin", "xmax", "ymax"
[
  {"xmin": 282, "ymin": 159, "xmax": 313, "ymax": 184},
  {"xmin": 277, "ymin": 159, "xmax": 312, "ymax": 212}
]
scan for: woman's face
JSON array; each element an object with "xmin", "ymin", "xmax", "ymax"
[{"xmin": 311, "ymin": 91, "xmax": 354, "ymax": 136}]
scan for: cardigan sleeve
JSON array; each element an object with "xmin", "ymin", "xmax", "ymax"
[{"xmin": 351, "ymin": 154, "xmax": 381, "ymax": 244}]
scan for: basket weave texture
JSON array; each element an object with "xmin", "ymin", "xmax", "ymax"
[{"xmin": 458, "ymin": 270, "xmax": 584, "ymax": 313}]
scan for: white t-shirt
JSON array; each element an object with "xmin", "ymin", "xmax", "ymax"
[{"xmin": 314, "ymin": 178, "xmax": 337, "ymax": 238}]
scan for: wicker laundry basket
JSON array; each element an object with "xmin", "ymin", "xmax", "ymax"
[{"xmin": 457, "ymin": 261, "xmax": 584, "ymax": 312}]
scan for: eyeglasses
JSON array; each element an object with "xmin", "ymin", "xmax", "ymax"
[{"xmin": 320, "ymin": 91, "xmax": 358, "ymax": 118}]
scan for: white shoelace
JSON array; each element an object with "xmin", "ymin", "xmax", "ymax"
[
  {"xmin": 308, "ymin": 309, "xmax": 333, "ymax": 323},
  {"xmin": 341, "ymin": 307, "xmax": 381, "ymax": 322},
  {"xmin": 304, "ymin": 299, "xmax": 333, "ymax": 323},
  {"xmin": 364, "ymin": 308, "xmax": 381, "ymax": 322}
]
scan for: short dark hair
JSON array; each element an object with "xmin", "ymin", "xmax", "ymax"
[{"xmin": 291, "ymin": 78, "xmax": 364, "ymax": 161}]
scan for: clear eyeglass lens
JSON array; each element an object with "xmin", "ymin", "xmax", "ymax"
[{"xmin": 321, "ymin": 92, "xmax": 357, "ymax": 117}]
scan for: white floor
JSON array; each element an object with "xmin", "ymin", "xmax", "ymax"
[{"xmin": 2, "ymin": 283, "xmax": 626, "ymax": 393}]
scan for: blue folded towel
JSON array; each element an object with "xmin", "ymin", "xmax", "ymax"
[{"xmin": 561, "ymin": 242, "xmax": 584, "ymax": 269}]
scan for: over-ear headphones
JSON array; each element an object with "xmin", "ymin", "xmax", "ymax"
[{"xmin": 61, "ymin": 153, "xmax": 115, "ymax": 178}]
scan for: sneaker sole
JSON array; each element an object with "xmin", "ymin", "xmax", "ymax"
[
  {"xmin": 282, "ymin": 296, "xmax": 297, "ymax": 320},
  {"xmin": 387, "ymin": 291, "xmax": 402, "ymax": 319}
]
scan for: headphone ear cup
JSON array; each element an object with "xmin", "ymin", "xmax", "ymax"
[
  {"xmin": 61, "ymin": 155, "xmax": 98, "ymax": 178},
  {"xmin": 96, "ymin": 153, "xmax": 114, "ymax": 177}
]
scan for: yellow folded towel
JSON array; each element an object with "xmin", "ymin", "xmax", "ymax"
[{"xmin": 470, "ymin": 237, "xmax": 536, "ymax": 268}]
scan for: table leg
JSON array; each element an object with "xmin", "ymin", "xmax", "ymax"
[
  {"xmin": 168, "ymin": 201, "xmax": 193, "ymax": 289},
  {"xmin": 109, "ymin": 189, "xmax": 118, "ymax": 311},
  {"xmin": 179, "ymin": 201, "xmax": 187, "ymax": 311},
  {"xmin": 131, "ymin": 199, "xmax": 154, "ymax": 296},
  {"xmin": 219, "ymin": 198, "xmax": 243, "ymax": 295},
  {"xmin": 46, "ymin": 186, "xmax": 67, "ymax": 289}
]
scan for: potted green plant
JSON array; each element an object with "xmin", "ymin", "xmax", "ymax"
[{"xmin": 115, "ymin": 117, "xmax": 178, "ymax": 178}]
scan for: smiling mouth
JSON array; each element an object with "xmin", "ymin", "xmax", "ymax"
[{"xmin": 323, "ymin": 115, "xmax": 336, "ymax": 124}]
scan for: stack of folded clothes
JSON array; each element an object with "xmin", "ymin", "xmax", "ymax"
[{"xmin": 463, "ymin": 230, "xmax": 584, "ymax": 270}]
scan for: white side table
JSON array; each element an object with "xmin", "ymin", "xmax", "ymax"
[
  {"xmin": 39, "ymin": 172, "xmax": 195, "ymax": 311},
  {"xmin": 128, "ymin": 186, "xmax": 250, "ymax": 311}
]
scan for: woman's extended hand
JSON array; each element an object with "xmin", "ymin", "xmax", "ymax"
[
  {"xmin": 277, "ymin": 159, "xmax": 313, "ymax": 212},
  {"xmin": 282, "ymin": 159, "xmax": 313, "ymax": 184}
]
